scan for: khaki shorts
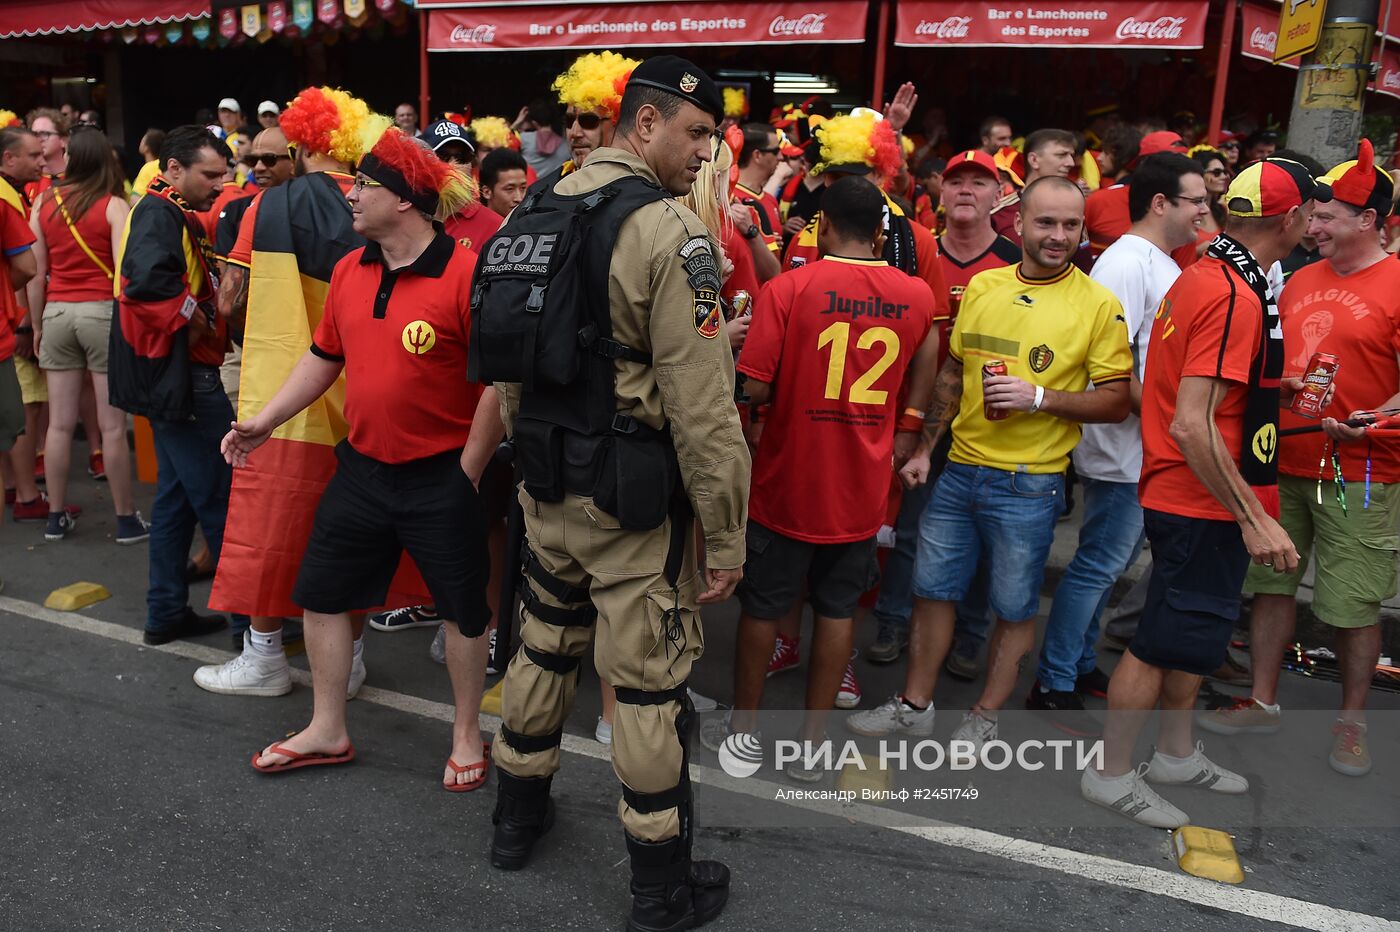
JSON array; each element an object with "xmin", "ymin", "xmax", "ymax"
[
  {"xmin": 1245, "ymin": 473, "xmax": 1400, "ymax": 628},
  {"xmin": 0, "ymin": 357, "xmax": 23, "ymax": 451},
  {"xmin": 39, "ymin": 299, "xmax": 112, "ymax": 373},
  {"xmin": 13, "ymin": 354, "xmax": 46, "ymax": 404}
]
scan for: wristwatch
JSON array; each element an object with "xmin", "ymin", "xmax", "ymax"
[{"xmin": 743, "ymin": 224, "xmax": 760, "ymax": 240}]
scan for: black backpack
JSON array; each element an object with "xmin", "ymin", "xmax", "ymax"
[{"xmin": 468, "ymin": 173, "xmax": 669, "ymax": 390}]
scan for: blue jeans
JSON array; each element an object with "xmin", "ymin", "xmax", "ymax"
[
  {"xmin": 146, "ymin": 366, "xmax": 234, "ymax": 631},
  {"xmin": 874, "ymin": 467, "xmax": 993, "ymax": 644},
  {"xmin": 913, "ymin": 462, "xmax": 1064, "ymax": 622},
  {"xmin": 1036, "ymin": 477, "xmax": 1145, "ymax": 692}
]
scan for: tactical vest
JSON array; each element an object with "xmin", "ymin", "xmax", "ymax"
[{"xmin": 470, "ymin": 172, "xmax": 679, "ymax": 530}]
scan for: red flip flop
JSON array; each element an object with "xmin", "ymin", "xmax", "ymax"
[
  {"xmin": 443, "ymin": 741, "xmax": 492, "ymax": 793},
  {"xmin": 251, "ymin": 741, "xmax": 356, "ymax": 774}
]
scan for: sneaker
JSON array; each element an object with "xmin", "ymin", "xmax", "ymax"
[
  {"xmin": 143, "ymin": 609, "xmax": 228, "ymax": 646},
  {"xmin": 944, "ymin": 644, "xmax": 981, "ymax": 681},
  {"xmin": 687, "ymin": 688, "xmax": 719, "ymax": 712},
  {"xmin": 1025, "ymin": 683, "xmax": 1102, "ymax": 737},
  {"xmin": 1081, "ymin": 762, "xmax": 1189, "ymax": 829},
  {"xmin": 115, "ymin": 512, "xmax": 150, "ymax": 545},
  {"xmin": 950, "ymin": 710, "xmax": 998, "ymax": 754},
  {"xmin": 485, "ymin": 627, "xmax": 499, "ymax": 675},
  {"xmin": 835, "ymin": 651, "xmax": 862, "ymax": 709},
  {"xmin": 347, "ymin": 653, "xmax": 367, "ymax": 699},
  {"xmin": 866, "ymin": 624, "xmax": 908, "ymax": 664},
  {"xmin": 1074, "ymin": 667, "xmax": 1111, "ymax": 699},
  {"xmin": 845, "ymin": 695, "xmax": 935, "ymax": 738},
  {"xmin": 698, "ymin": 712, "xmax": 762, "ymax": 753},
  {"xmin": 430, "ymin": 623, "xmax": 447, "ymax": 664},
  {"xmin": 44, "ymin": 510, "xmax": 77, "ymax": 541},
  {"xmin": 596, "ymin": 717, "xmax": 613, "ymax": 746},
  {"xmin": 1206, "ymin": 652, "xmax": 1253, "ymax": 687},
  {"xmin": 88, "ymin": 450, "xmax": 106, "ymax": 481},
  {"xmin": 1145, "ymin": 741, "xmax": 1249, "ymax": 794},
  {"xmin": 368, "ymin": 604, "xmax": 442, "ymax": 632},
  {"xmin": 193, "ymin": 632, "xmax": 293, "ymax": 697},
  {"xmin": 784, "ymin": 740, "xmax": 827, "ymax": 783},
  {"xmin": 766, "ymin": 634, "xmax": 800, "ymax": 677},
  {"xmin": 1328, "ymin": 720, "xmax": 1371, "ymax": 777},
  {"xmin": 1198, "ymin": 696, "xmax": 1281, "ymax": 736},
  {"xmin": 14, "ymin": 493, "xmax": 79, "ymax": 523}
]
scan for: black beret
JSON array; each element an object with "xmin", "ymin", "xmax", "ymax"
[{"xmin": 625, "ymin": 55, "xmax": 723, "ymax": 122}]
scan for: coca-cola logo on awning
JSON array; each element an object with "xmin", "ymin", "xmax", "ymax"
[
  {"xmin": 450, "ymin": 23, "xmax": 497, "ymax": 44},
  {"xmin": 1249, "ymin": 25, "xmax": 1278, "ymax": 51},
  {"xmin": 769, "ymin": 13, "xmax": 827, "ymax": 36},
  {"xmin": 1115, "ymin": 15, "xmax": 1187, "ymax": 41},
  {"xmin": 1384, "ymin": 68, "xmax": 1400, "ymax": 89},
  {"xmin": 913, "ymin": 16, "xmax": 972, "ymax": 38}
]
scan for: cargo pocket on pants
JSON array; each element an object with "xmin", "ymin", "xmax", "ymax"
[{"xmin": 1158, "ymin": 587, "xmax": 1239, "ymax": 674}]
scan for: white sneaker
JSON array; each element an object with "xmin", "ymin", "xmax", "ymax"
[
  {"xmin": 698, "ymin": 712, "xmax": 763, "ymax": 753},
  {"xmin": 192, "ymin": 634, "xmax": 291, "ymax": 697},
  {"xmin": 596, "ymin": 717, "xmax": 612, "ymax": 746},
  {"xmin": 845, "ymin": 695, "xmax": 935, "ymax": 738},
  {"xmin": 1081, "ymin": 762, "xmax": 1189, "ymax": 829},
  {"xmin": 485, "ymin": 628, "xmax": 499, "ymax": 675},
  {"xmin": 1145, "ymin": 741, "xmax": 1249, "ymax": 794},
  {"xmin": 950, "ymin": 710, "xmax": 998, "ymax": 754},
  {"xmin": 347, "ymin": 653, "xmax": 367, "ymax": 700},
  {"xmin": 429, "ymin": 623, "xmax": 446, "ymax": 665},
  {"xmin": 687, "ymin": 688, "xmax": 718, "ymax": 712}
]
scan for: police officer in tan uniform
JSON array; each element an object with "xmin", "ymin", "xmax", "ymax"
[{"xmin": 478, "ymin": 57, "xmax": 749, "ymax": 931}]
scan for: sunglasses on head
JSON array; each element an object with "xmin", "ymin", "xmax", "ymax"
[
  {"xmin": 566, "ymin": 111, "xmax": 604, "ymax": 130},
  {"xmin": 249, "ymin": 153, "xmax": 292, "ymax": 168}
]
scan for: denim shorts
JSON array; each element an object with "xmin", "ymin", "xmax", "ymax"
[{"xmin": 912, "ymin": 462, "xmax": 1064, "ymax": 622}]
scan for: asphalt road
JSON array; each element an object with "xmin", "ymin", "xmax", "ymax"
[{"xmin": 1, "ymin": 457, "xmax": 1396, "ymax": 932}]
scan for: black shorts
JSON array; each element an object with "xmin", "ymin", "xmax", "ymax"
[
  {"xmin": 292, "ymin": 441, "xmax": 493, "ymax": 636},
  {"xmin": 476, "ymin": 453, "xmax": 513, "ymax": 525},
  {"xmin": 1130, "ymin": 508, "xmax": 1248, "ymax": 676},
  {"xmin": 736, "ymin": 521, "xmax": 879, "ymax": 620}
]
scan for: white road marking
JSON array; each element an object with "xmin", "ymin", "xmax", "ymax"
[{"xmin": 2, "ymin": 594, "xmax": 1396, "ymax": 932}]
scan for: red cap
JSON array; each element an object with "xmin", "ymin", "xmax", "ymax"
[
  {"xmin": 1139, "ymin": 131, "xmax": 1188, "ymax": 158},
  {"xmin": 942, "ymin": 149, "xmax": 1000, "ymax": 183}
]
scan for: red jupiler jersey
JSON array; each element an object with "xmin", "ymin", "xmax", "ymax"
[{"xmin": 738, "ymin": 256, "xmax": 934, "ymax": 542}]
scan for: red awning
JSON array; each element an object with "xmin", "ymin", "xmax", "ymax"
[
  {"xmin": 894, "ymin": 0, "xmax": 1208, "ymax": 49},
  {"xmin": 425, "ymin": 0, "xmax": 868, "ymax": 51},
  {"xmin": 1240, "ymin": 2, "xmax": 1300, "ymax": 68},
  {"xmin": 0, "ymin": 0, "xmax": 209, "ymax": 39}
]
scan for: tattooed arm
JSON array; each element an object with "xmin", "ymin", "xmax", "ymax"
[
  {"xmin": 219, "ymin": 262, "xmax": 250, "ymax": 335},
  {"xmin": 897, "ymin": 356, "xmax": 963, "ymax": 488},
  {"xmin": 1171, "ymin": 376, "xmax": 1298, "ymax": 572}
]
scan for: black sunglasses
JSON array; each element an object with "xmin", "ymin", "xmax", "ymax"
[
  {"xmin": 566, "ymin": 111, "xmax": 603, "ymax": 130},
  {"xmin": 754, "ymin": 146, "xmax": 781, "ymax": 155},
  {"xmin": 249, "ymin": 153, "xmax": 292, "ymax": 167}
]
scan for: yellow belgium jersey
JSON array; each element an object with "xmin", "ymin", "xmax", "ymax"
[
  {"xmin": 131, "ymin": 160, "xmax": 160, "ymax": 199},
  {"xmin": 948, "ymin": 262, "xmax": 1132, "ymax": 474}
]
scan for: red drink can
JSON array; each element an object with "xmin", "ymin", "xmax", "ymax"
[
  {"xmin": 1291, "ymin": 353, "xmax": 1339, "ymax": 419},
  {"xmin": 982, "ymin": 359, "xmax": 1009, "ymax": 421},
  {"xmin": 728, "ymin": 290, "xmax": 752, "ymax": 320}
]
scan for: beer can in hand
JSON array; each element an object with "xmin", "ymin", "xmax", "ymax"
[
  {"xmin": 728, "ymin": 290, "xmax": 753, "ymax": 320},
  {"xmin": 982, "ymin": 359, "xmax": 1009, "ymax": 421},
  {"xmin": 1291, "ymin": 353, "xmax": 1338, "ymax": 419}
]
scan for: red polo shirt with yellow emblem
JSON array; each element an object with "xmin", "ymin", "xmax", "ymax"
[{"xmin": 311, "ymin": 231, "xmax": 484, "ymax": 464}]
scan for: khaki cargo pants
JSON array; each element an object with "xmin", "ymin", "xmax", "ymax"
[{"xmin": 494, "ymin": 490, "xmax": 703, "ymax": 842}]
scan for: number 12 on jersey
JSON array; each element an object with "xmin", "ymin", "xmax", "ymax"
[{"xmin": 817, "ymin": 321, "xmax": 900, "ymax": 405}]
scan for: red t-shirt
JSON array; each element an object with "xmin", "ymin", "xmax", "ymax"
[
  {"xmin": 39, "ymin": 192, "xmax": 116, "ymax": 302},
  {"xmin": 198, "ymin": 182, "xmax": 252, "ymax": 245},
  {"xmin": 722, "ymin": 224, "xmax": 760, "ymax": 304},
  {"xmin": 738, "ymin": 256, "xmax": 934, "ymax": 542},
  {"xmin": 735, "ymin": 183, "xmax": 781, "ymax": 254},
  {"xmin": 1139, "ymin": 256, "xmax": 1266, "ymax": 520},
  {"xmin": 443, "ymin": 201, "xmax": 502, "ymax": 253},
  {"xmin": 0, "ymin": 190, "xmax": 36, "ymax": 362},
  {"xmin": 1277, "ymin": 257, "xmax": 1400, "ymax": 483},
  {"xmin": 991, "ymin": 198, "xmax": 1021, "ymax": 244},
  {"xmin": 227, "ymin": 171, "xmax": 355, "ymax": 268},
  {"xmin": 934, "ymin": 234, "xmax": 1021, "ymax": 367},
  {"xmin": 311, "ymin": 233, "xmax": 484, "ymax": 464},
  {"xmin": 1085, "ymin": 183, "xmax": 1129, "ymax": 258}
]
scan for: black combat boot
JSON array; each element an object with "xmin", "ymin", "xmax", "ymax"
[
  {"xmin": 490, "ymin": 772, "xmax": 555, "ymax": 870},
  {"xmin": 624, "ymin": 834, "xmax": 730, "ymax": 932}
]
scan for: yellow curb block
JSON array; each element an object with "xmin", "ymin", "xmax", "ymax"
[
  {"xmin": 1173, "ymin": 826, "xmax": 1245, "ymax": 884},
  {"xmin": 43, "ymin": 582, "xmax": 111, "ymax": 612},
  {"xmin": 481, "ymin": 678, "xmax": 504, "ymax": 716}
]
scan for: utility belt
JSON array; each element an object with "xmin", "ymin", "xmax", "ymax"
[{"xmin": 513, "ymin": 412, "xmax": 681, "ymax": 531}]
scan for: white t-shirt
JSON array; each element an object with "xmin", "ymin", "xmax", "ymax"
[{"xmin": 1073, "ymin": 233, "xmax": 1183, "ymax": 484}]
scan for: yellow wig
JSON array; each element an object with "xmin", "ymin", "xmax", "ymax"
[
  {"xmin": 723, "ymin": 87, "xmax": 748, "ymax": 120},
  {"xmin": 470, "ymin": 116, "xmax": 516, "ymax": 151},
  {"xmin": 0, "ymin": 110, "xmax": 20, "ymax": 129},
  {"xmin": 552, "ymin": 51, "xmax": 639, "ymax": 120},
  {"xmin": 814, "ymin": 112, "xmax": 901, "ymax": 178},
  {"xmin": 281, "ymin": 86, "xmax": 382, "ymax": 164}
]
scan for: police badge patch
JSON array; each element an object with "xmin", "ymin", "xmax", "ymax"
[
  {"xmin": 681, "ymin": 236, "xmax": 723, "ymax": 338},
  {"xmin": 1028, "ymin": 344, "xmax": 1054, "ymax": 373},
  {"xmin": 695, "ymin": 288, "xmax": 722, "ymax": 338}
]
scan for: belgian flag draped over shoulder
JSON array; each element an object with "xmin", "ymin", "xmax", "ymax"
[{"xmin": 208, "ymin": 171, "xmax": 430, "ymax": 616}]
